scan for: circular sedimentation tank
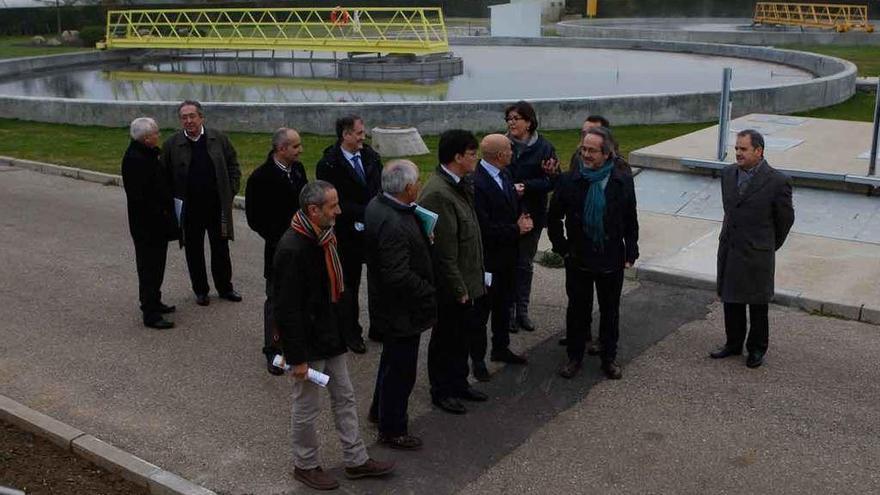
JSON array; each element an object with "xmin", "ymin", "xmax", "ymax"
[{"xmin": 0, "ymin": 37, "xmax": 856, "ymax": 133}]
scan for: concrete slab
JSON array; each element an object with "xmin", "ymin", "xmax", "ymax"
[{"xmin": 630, "ymin": 114, "xmax": 877, "ymax": 182}]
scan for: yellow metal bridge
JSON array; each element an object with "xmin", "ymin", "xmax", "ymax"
[
  {"xmin": 753, "ymin": 2, "xmax": 875, "ymax": 32},
  {"xmin": 102, "ymin": 7, "xmax": 451, "ymax": 55}
]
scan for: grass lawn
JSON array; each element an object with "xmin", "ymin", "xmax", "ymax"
[
  {"xmin": 0, "ymin": 36, "xmax": 94, "ymax": 60},
  {"xmin": 782, "ymin": 45, "xmax": 880, "ymax": 77},
  {"xmin": 0, "ymin": 92, "xmax": 874, "ymax": 193}
]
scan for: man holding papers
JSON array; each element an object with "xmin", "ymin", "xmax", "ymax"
[
  {"xmin": 418, "ymin": 130, "xmax": 487, "ymax": 415},
  {"xmin": 273, "ymin": 181, "xmax": 394, "ymax": 490},
  {"xmin": 471, "ymin": 134, "xmax": 532, "ymax": 381},
  {"xmin": 364, "ymin": 160, "xmax": 437, "ymax": 450}
]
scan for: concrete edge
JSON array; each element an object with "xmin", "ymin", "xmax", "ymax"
[
  {"xmin": 1, "ymin": 155, "xmax": 246, "ymax": 209},
  {"xmin": 0, "ymin": 394, "xmax": 216, "ymax": 495}
]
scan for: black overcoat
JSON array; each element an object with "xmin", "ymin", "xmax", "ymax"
[
  {"xmin": 121, "ymin": 139, "xmax": 179, "ymax": 245},
  {"xmin": 717, "ymin": 160, "xmax": 795, "ymax": 304},
  {"xmin": 364, "ymin": 194, "xmax": 437, "ymax": 338}
]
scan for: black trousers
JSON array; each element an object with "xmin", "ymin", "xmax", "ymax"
[
  {"xmin": 263, "ymin": 278, "xmax": 280, "ymax": 361},
  {"xmin": 134, "ymin": 241, "xmax": 168, "ymax": 323},
  {"xmin": 723, "ymin": 302, "xmax": 769, "ymax": 354},
  {"xmin": 339, "ymin": 248, "xmax": 365, "ymax": 343},
  {"xmin": 471, "ymin": 268, "xmax": 515, "ymax": 364},
  {"xmin": 183, "ymin": 206, "xmax": 232, "ymax": 296},
  {"xmin": 565, "ymin": 264, "xmax": 624, "ymax": 364},
  {"xmin": 369, "ymin": 333, "xmax": 421, "ymax": 436},
  {"xmin": 428, "ymin": 300, "xmax": 473, "ymax": 401}
]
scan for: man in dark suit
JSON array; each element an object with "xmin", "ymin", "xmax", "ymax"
[
  {"xmin": 316, "ymin": 115, "xmax": 382, "ymax": 354},
  {"xmin": 245, "ymin": 127, "xmax": 308, "ymax": 375},
  {"xmin": 162, "ymin": 100, "xmax": 242, "ymax": 306},
  {"xmin": 548, "ymin": 126, "xmax": 639, "ymax": 380},
  {"xmin": 471, "ymin": 134, "xmax": 532, "ymax": 382},
  {"xmin": 711, "ymin": 129, "xmax": 794, "ymax": 369},
  {"xmin": 122, "ymin": 117, "xmax": 179, "ymax": 329},
  {"xmin": 364, "ymin": 160, "xmax": 436, "ymax": 450}
]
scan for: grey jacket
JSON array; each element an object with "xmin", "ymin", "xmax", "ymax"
[
  {"xmin": 716, "ymin": 160, "xmax": 795, "ymax": 304},
  {"xmin": 161, "ymin": 128, "xmax": 241, "ymax": 241}
]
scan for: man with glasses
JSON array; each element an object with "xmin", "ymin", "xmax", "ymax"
[
  {"xmin": 163, "ymin": 100, "xmax": 242, "ymax": 307},
  {"xmin": 548, "ymin": 127, "xmax": 639, "ymax": 380}
]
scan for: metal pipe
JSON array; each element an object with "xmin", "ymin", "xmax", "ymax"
[
  {"xmin": 869, "ymin": 78, "xmax": 880, "ymax": 176},
  {"xmin": 717, "ymin": 67, "xmax": 733, "ymax": 162}
]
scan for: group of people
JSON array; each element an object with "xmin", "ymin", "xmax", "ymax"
[{"xmin": 121, "ymin": 99, "xmax": 793, "ymax": 491}]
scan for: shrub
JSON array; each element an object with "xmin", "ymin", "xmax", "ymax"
[{"xmin": 79, "ymin": 25, "xmax": 104, "ymax": 47}]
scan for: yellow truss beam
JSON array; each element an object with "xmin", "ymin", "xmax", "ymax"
[
  {"xmin": 753, "ymin": 2, "xmax": 875, "ymax": 33},
  {"xmin": 102, "ymin": 7, "xmax": 451, "ymax": 55}
]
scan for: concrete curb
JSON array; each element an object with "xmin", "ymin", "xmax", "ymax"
[
  {"xmin": 8, "ymin": 154, "xmax": 878, "ymax": 326},
  {"xmin": 0, "ymin": 394, "xmax": 216, "ymax": 495}
]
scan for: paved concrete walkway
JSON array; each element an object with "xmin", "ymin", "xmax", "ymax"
[{"xmin": 2, "ymin": 165, "xmax": 879, "ymax": 494}]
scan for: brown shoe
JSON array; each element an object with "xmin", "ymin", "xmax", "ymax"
[
  {"xmin": 557, "ymin": 359, "xmax": 582, "ymax": 379},
  {"xmin": 344, "ymin": 458, "xmax": 396, "ymax": 479},
  {"xmin": 293, "ymin": 466, "xmax": 339, "ymax": 491}
]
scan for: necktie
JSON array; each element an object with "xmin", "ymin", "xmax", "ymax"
[
  {"xmin": 501, "ymin": 169, "xmax": 514, "ymax": 203},
  {"xmin": 352, "ymin": 155, "xmax": 366, "ymax": 183}
]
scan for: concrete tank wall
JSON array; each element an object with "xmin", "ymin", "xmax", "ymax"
[{"xmin": 0, "ymin": 39, "xmax": 856, "ymax": 134}]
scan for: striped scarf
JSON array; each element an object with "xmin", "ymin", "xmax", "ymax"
[{"xmin": 290, "ymin": 209, "xmax": 345, "ymax": 303}]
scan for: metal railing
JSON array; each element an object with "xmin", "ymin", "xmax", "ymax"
[
  {"xmin": 102, "ymin": 7, "xmax": 450, "ymax": 55},
  {"xmin": 753, "ymin": 2, "xmax": 875, "ymax": 32}
]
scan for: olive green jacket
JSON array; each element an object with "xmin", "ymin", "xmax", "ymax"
[{"xmin": 417, "ymin": 165, "xmax": 486, "ymax": 304}]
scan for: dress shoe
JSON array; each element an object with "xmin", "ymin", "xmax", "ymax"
[
  {"xmin": 746, "ymin": 351, "xmax": 765, "ymax": 369},
  {"xmin": 195, "ymin": 294, "xmax": 210, "ymax": 306},
  {"xmin": 601, "ymin": 360, "xmax": 623, "ymax": 380},
  {"xmin": 378, "ymin": 433, "xmax": 423, "ymax": 450},
  {"xmin": 586, "ymin": 341, "xmax": 603, "ymax": 356},
  {"xmin": 710, "ymin": 345, "xmax": 742, "ymax": 359},
  {"xmin": 218, "ymin": 289, "xmax": 242, "ymax": 302},
  {"xmin": 344, "ymin": 458, "xmax": 395, "ymax": 480},
  {"xmin": 508, "ymin": 324, "xmax": 520, "ymax": 334},
  {"xmin": 472, "ymin": 361, "xmax": 491, "ymax": 382},
  {"xmin": 558, "ymin": 359, "xmax": 582, "ymax": 379},
  {"xmin": 158, "ymin": 303, "xmax": 176, "ymax": 314},
  {"xmin": 558, "ymin": 338, "xmax": 568, "ymax": 346},
  {"xmin": 490, "ymin": 348, "xmax": 528, "ymax": 365},
  {"xmin": 293, "ymin": 466, "xmax": 339, "ymax": 491},
  {"xmin": 456, "ymin": 386, "xmax": 488, "ymax": 402},
  {"xmin": 144, "ymin": 317, "xmax": 174, "ymax": 330},
  {"xmin": 367, "ymin": 332, "xmax": 383, "ymax": 343},
  {"xmin": 516, "ymin": 314, "xmax": 536, "ymax": 332},
  {"xmin": 432, "ymin": 396, "xmax": 466, "ymax": 414},
  {"xmin": 347, "ymin": 339, "xmax": 367, "ymax": 354}
]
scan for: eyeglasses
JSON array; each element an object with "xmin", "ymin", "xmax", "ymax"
[
  {"xmin": 580, "ymin": 146, "xmax": 604, "ymax": 154},
  {"xmin": 505, "ymin": 115, "xmax": 524, "ymax": 123}
]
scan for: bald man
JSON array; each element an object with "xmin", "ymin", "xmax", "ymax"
[
  {"xmin": 246, "ymin": 127, "xmax": 308, "ymax": 374},
  {"xmin": 470, "ymin": 134, "xmax": 532, "ymax": 381}
]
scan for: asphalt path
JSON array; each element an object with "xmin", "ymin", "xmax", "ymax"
[{"xmin": 2, "ymin": 166, "xmax": 878, "ymax": 494}]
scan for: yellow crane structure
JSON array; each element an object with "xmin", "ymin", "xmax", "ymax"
[
  {"xmin": 753, "ymin": 2, "xmax": 874, "ymax": 32},
  {"xmin": 100, "ymin": 6, "xmax": 451, "ymax": 55}
]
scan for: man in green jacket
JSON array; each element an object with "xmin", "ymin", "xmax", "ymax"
[{"xmin": 418, "ymin": 129, "xmax": 488, "ymax": 415}]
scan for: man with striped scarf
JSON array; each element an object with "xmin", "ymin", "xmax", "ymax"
[{"xmin": 273, "ymin": 180, "xmax": 394, "ymax": 490}]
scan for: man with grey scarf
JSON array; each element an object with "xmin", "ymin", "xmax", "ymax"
[{"xmin": 547, "ymin": 127, "xmax": 639, "ymax": 380}]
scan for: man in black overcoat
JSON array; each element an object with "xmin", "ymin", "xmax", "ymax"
[
  {"xmin": 245, "ymin": 127, "xmax": 308, "ymax": 375},
  {"xmin": 315, "ymin": 115, "xmax": 382, "ymax": 354},
  {"xmin": 711, "ymin": 129, "xmax": 795, "ymax": 369},
  {"xmin": 122, "ymin": 117, "xmax": 179, "ymax": 329},
  {"xmin": 364, "ymin": 160, "xmax": 437, "ymax": 450}
]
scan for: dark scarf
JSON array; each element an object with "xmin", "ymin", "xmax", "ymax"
[
  {"xmin": 579, "ymin": 159, "xmax": 615, "ymax": 250},
  {"xmin": 290, "ymin": 210, "xmax": 344, "ymax": 303}
]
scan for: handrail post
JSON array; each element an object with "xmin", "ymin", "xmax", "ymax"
[
  {"xmin": 717, "ymin": 67, "xmax": 733, "ymax": 162},
  {"xmin": 869, "ymin": 78, "xmax": 880, "ymax": 176}
]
